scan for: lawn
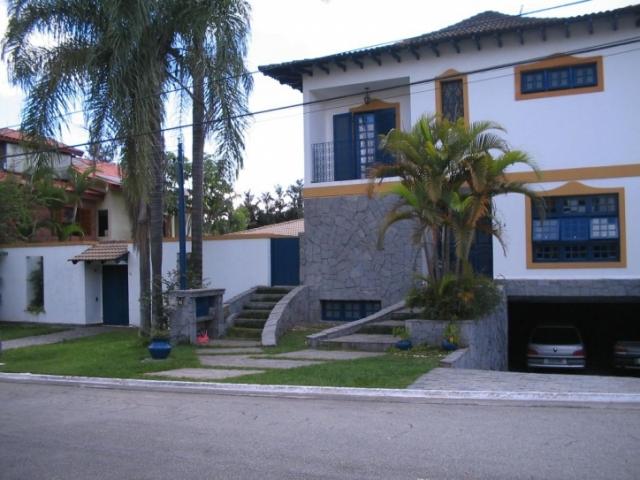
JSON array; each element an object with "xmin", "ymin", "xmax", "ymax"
[
  {"xmin": 0, "ymin": 322, "xmax": 68, "ymax": 341},
  {"xmin": 0, "ymin": 330, "xmax": 199, "ymax": 378},
  {"xmin": 221, "ymin": 348, "xmax": 445, "ymax": 389}
]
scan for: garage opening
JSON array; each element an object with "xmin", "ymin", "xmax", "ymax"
[{"xmin": 508, "ymin": 299, "xmax": 640, "ymax": 374}]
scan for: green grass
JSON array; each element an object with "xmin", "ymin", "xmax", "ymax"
[
  {"xmin": 0, "ymin": 322, "xmax": 68, "ymax": 341},
  {"xmin": 220, "ymin": 348, "xmax": 445, "ymax": 389},
  {"xmin": 0, "ymin": 330, "xmax": 199, "ymax": 378},
  {"xmin": 261, "ymin": 327, "xmax": 324, "ymax": 354}
]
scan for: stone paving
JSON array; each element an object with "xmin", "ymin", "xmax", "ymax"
[
  {"xmin": 197, "ymin": 347, "xmax": 264, "ymax": 355},
  {"xmin": 410, "ymin": 367, "xmax": 640, "ymax": 393},
  {"xmin": 269, "ymin": 349, "xmax": 383, "ymax": 361},
  {"xmin": 198, "ymin": 354, "xmax": 322, "ymax": 369},
  {"xmin": 146, "ymin": 368, "xmax": 265, "ymax": 380},
  {"xmin": 1, "ymin": 326, "xmax": 120, "ymax": 351},
  {"xmin": 206, "ymin": 339, "xmax": 261, "ymax": 348}
]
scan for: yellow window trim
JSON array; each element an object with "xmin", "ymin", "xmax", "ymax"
[
  {"xmin": 525, "ymin": 181, "xmax": 626, "ymax": 269},
  {"xmin": 435, "ymin": 69, "xmax": 470, "ymax": 125},
  {"xmin": 515, "ymin": 54, "xmax": 604, "ymax": 101}
]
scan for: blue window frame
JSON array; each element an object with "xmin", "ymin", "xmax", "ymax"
[
  {"xmin": 321, "ymin": 300, "xmax": 381, "ymax": 321},
  {"xmin": 532, "ymin": 194, "xmax": 620, "ymax": 263},
  {"xmin": 521, "ymin": 62, "xmax": 598, "ymax": 94}
]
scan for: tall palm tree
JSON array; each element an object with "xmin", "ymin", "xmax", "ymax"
[
  {"xmin": 372, "ymin": 115, "xmax": 539, "ymax": 281},
  {"xmin": 170, "ymin": 0, "xmax": 252, "ymax": 286}
]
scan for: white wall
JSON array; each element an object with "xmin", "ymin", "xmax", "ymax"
[
  {"xmin": 96, "ymin": 189, "xmax": 131, "ymax": 241},
  {"xmin": 0, "ymin": 244, "xmax": 90, "ymax": 324},
  {"xmin": 4, "ymin": 142, "xmax": 74, "ymax": 175},
  {"xmin": 493, "ymin": 177, "xmax": 640, "ymax": 279}
]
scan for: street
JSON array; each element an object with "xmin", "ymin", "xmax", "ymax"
[{"xmin": 1, "ymin": 381, "xmax": 639, "ymax": 480}]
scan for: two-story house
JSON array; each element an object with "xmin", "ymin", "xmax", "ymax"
[{"xmin": 259, "ymin": 4, "xmax": 640, "ymax": 355}]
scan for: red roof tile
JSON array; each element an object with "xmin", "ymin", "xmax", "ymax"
[
  {"xmin": 0, "ymin": 127, "xmax": 84, "ymax": 157},
  {"xmin": 69, "ymin": 242, "xmax": 129, "ymax": 263}
]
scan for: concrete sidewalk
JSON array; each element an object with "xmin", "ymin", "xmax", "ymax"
[{"xmin": 1, "ymin": 326, "xmax": 121, "ymax": 351}]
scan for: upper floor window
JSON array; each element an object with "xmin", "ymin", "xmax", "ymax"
[
  {"xmin": 531, "ymin": 193, "xmax": 620, "ymax": 264},
  {"xmin": 311, "ymin": 99, "xmax": 398, "ymax": 183},
  {"xmin": 436, "ymin": 71, "xmax": 468, "ymax": 124},
  {"xmin": 516, "ymin": 55, "xmax": 603, "ymax": 100}
]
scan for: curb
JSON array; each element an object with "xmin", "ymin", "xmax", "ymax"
[{"xmin": 1, "ymin": 372, "xmax": 640, "ymax": 408}]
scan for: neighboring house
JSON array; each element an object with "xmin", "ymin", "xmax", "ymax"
[
  {"xmin": 259, "ymin": 5, "xmax": 640, "ymax": 326},
  {"xmin": 0, "ymin": 128, "xmax": 130, "ymax": 242}
]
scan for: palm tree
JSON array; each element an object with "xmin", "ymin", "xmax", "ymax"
[
  {"xmin": 65, "ymin": 164, "xmax": 97, "ymax": 224},
  {"xmin": 170, "ymin": 0, "xmax": 252, "ymax": 286},
  {"xmin": 372, "ymin": 115, "xmax": 539, "ymax": 281}
]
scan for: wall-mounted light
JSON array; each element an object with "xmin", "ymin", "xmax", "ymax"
[{"xmin": 363, "ymin": 87, "xmax": 371, "ymax": 105}]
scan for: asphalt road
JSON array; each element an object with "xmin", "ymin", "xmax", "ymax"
[{"xmin": 1, "ymin": 382, "xmax": 639, "ymax": 480}]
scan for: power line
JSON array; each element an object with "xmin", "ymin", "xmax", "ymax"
[
  {"xmin": 1, "ymin": 34, "xmax": 639, "ymax": 162},
  {"xmin": 520, "ymin": 0, "xmax": 592, "ymax": 17}
]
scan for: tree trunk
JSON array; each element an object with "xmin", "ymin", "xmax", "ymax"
[
  {"xmin": 191, "ymin": 58, "xmax": 205, "ymax": 288},
  {"xmin": 149, "ymin": 102, "xmax": 166, "ymax": 333},
  {"xmin": 138, "ymin": 200, "xmax": 151, "ymax": 336}
]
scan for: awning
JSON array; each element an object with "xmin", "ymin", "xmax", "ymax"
[{"xmin": 69, "ymin": 242, "xmax": 129, "ymax": 264}]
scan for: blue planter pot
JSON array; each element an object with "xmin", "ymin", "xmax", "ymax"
[
  {"xmin": 395, "ymin": 339, "xmax": 412, "ymax": 351},
  {"xmin": 148, "ymin": 338, "xmax": 172, "ymax": 360},
  {"xmin": 441, "ymin": 339, "xmax": 458, "ymax": 351}
]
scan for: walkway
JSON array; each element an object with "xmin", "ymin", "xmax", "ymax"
[
  {"xmin": 411, "ymin": 367, "xmax": 640, "ymax": 393},
  {"xmin": 1, "ymin": 326, "xmax": 120, "ymax": 351},
  {"xmin": 147, "ymin": 348, "xmax": 383, "ymax": 380}
]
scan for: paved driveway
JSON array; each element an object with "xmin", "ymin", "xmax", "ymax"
[{"xmin": 411, "ymin": 367, "xmax": 640, "ymax": 393}]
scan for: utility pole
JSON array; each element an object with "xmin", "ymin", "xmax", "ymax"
[{"xmin": 177, "ymin": 136, "xmax": 187, "ymax": 290}]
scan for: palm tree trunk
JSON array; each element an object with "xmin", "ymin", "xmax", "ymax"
[
  {"xmin": 138, "ymin": 201, "xmax": 151, "ymax": 336},
  {"xmin": 191, "ymin": 54, "xmax": 205, "ymax": 288},
  {"xmin": 149, "ymin": 101, "xmax": 166, "ymax": 332}
]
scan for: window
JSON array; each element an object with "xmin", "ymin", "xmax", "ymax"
[
  {"xmin": 516, "ymin": 56, "xmax": 603, "ymax": 100},
  {"xmin": 329, "ymin": 99, "xmax": 398, "ymax": 182},
  {"xmin": 436, "ymin": 71, "xmax": 468, "ymax": 123},
  {"xmin": 321, "ymin": 300, "xmax": 381, "ymax": 321},
  {"xmin": 98, "ymin": 209, "xmax": 109, "ymax": 237},
  {"xmin": 26, "ymin": 256, "xmax": 44, "ymax": 313},
  {"xmin": 531, "ymin": 193, "xmax": 620, "ymax": 263}
]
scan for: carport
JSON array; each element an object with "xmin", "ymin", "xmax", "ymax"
[{"xmin": 504, "ymin": 280, "xmax": 640, "ymax": 374}]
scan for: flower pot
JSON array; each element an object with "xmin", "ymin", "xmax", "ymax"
[
  {"xmin": 441, "ymin": 339, "xmax": 458, "ymax": 351},
  {"xmin": 148, "ymin": 338, "xmax": 172, "ymax": 359},
  {"xmin": 395, "ymin": 339, "xmax": 412, "ymax": 351}
]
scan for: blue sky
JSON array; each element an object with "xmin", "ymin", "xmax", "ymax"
[{"xmin": 0, "ymin": 0, "xmax": 635, "ymax": 195}]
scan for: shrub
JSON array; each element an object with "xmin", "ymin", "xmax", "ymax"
[{"xmin": 407, "ymin": 274, "xmax": 500, "ymax": 321}]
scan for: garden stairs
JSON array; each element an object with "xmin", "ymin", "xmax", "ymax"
[
  {"xmin": 314, "ymin": 308, "xmax": 415, "ymax": 352},
  {"xmin": 224, "ymin": 286, "xmax": 295, "ymax": 340}
]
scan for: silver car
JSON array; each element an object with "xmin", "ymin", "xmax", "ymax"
[
  {"xmin": 527, "ymin": 325, "xmax": 586, "ymax": 370},
  {"xmin": 613, "ymin": 341, "xmax": 640, "ymax": 370}
]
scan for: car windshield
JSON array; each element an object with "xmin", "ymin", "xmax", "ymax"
[{"xmin": 531, "ymin": 327, "xmax": 580, "ymax": 345}]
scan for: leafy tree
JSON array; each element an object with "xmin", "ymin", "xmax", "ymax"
[
  {"xmin": 243, "ymin": 180, "xmax": 304, "ymax": 229},
  {"xmin": 0, "ymin": 175, "xmax": 34, "ymax": 243}
]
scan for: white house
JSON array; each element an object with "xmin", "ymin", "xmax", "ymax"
[{"xmin": 259, "ymin": 5, "xmax": 640, "ymax": 355}]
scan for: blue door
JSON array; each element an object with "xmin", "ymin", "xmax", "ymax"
[
  {"xmin": 102, "ymin": 265, "xmax": 129, "ymax": 325},
  {"xmin": 271, "ymin": 238, "xmax": 300, "ymax": 286}
]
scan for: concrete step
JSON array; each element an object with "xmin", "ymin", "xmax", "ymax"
[
  {"xmin": 225, "ymin": 327, "xmax": 262, "ymax": 340},
  {"xmin": 234, "ymin": 318, "xmax": 267, "ymax": 329},
  {"xmin": 205, "ymin": 339, "xmax": 261, "ymax": 348},
  {"xmin": 390, "ymin": 308, "xmax": 419, "ymax": 321},
  {"xmin": 245, "ymin": 301, "xmax": 278, "ymax": 310},
  {"xmin": 255, "ymin": 286, "xmax": 294, "ymax": 295},
  {"xmin": 359, "ymin": 320, "xmax": 405, "ymax": 335},
  {"xmin": 251, "ymin": 293, "xmax": 286, "ymax": 303},
  {"xmin": 317, "ymin": 334, "xmax": 400, "ymax": 352},
  {"xmin": 239, "ymin": 309, "xmax": 270, "ymax": 319}
]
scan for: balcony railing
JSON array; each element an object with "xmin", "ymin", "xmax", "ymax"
[{"xmin": 312, "ymin": 141, "xmax": 334, "ymax": 183}]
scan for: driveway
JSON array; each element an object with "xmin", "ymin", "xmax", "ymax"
[{"xmin": 411, "ymin": 367, "xmax": 640, "ymax": 394}]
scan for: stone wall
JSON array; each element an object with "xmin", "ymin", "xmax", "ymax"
[
  {"xmin": 302, "ymin": 194, "xmax": 421, "ymax": 321},
  {"xmin": 502, "ymin": 279, "xmax": 640, "ymax": 300},
  {"xmin": 406, "ymin": 290, "xmax": 508, "ymax": 371}
]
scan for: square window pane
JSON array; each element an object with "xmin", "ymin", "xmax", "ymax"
[
  {"xmin": 548, "ymin": 67, "xmax": 571, "ymax": 90},
  {"xmin": 522, "ymin": 71, "xmax": 545, "ymax": 93},
  {"xmin": 533, "ymin": 219, "xmax": 559, "ymax": 241},
  {"xmin": 590, "ymin": 218, "xmax": 618, "ymax": 239},
  {"xmin": 573, "ymin": 64, "xmax": 597, "ymax": 87},
  {"xmin": 560, "ymin": 218, "xmax": 589, "ymax": 241}
]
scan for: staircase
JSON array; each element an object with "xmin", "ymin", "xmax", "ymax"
[
  {"xmin": 315, "ymin": 308, "xmax": 416, "ymax": 352},
  {"xmin": 225, "ymin": 286, "xmax": 294, "ymax": 340}
]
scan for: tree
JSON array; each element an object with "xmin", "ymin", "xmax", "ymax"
[
  {"xmin": 170, "ymin": 0, "xmax": 253, "ymax": 287},
  {"xmin": 0, "ymin": 175, "xmax": 34, "ymax": 243},
  {"xmin": 372, "ymin": 115, "xmax": 539, "ymax": 282}
]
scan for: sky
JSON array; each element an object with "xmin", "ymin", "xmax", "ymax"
[{"xmin": 0, "ymin": 0, "xmax": 636, "ymax": 197}]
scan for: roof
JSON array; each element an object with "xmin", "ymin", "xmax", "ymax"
[
  {"xmin": 259, "ymin": 4, "xmax": 640, "ymax": 90},
  {"xmin": 221, "ymin": 219, "xmax": 304, "ymax": 239},
  {"xmin": 73, "ymin": 158, "xmax": 123, "ymax": 187},
  {"xmin": 69, "ymin": 242, "xmax": 129, "ymax": 263},
  {"xmin": 0, "ymin": 127, "xmax": 84, "ymax": 157}
]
